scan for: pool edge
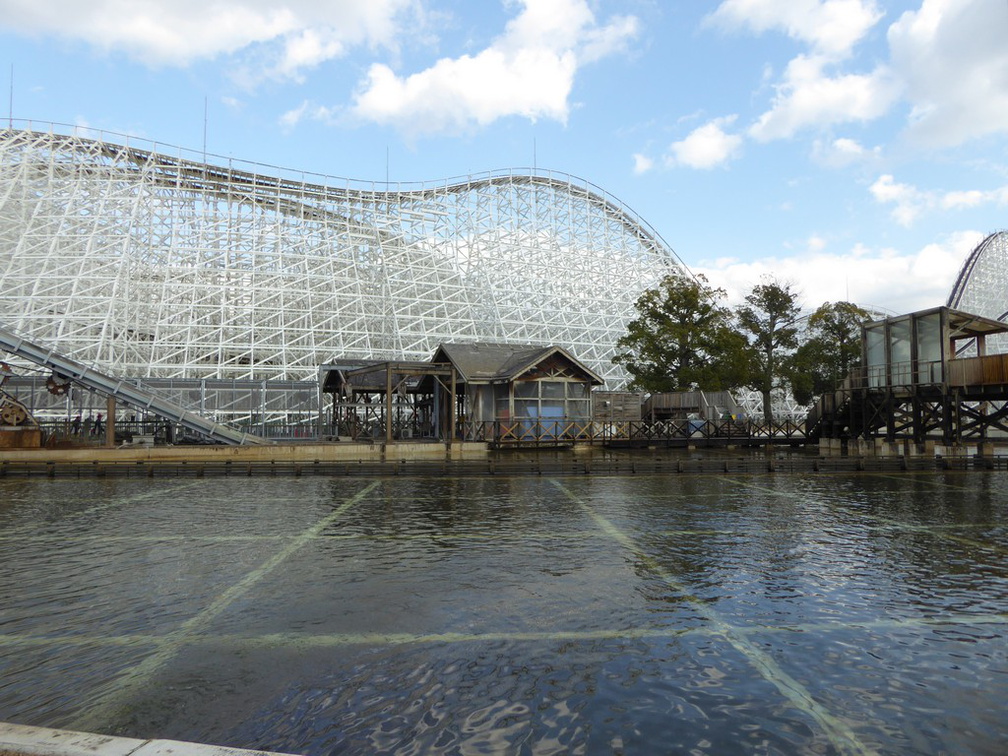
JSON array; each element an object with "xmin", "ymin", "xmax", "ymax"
[{"xmin": 0, "ymin": 722, "xmax": 300, "ymax": 756}]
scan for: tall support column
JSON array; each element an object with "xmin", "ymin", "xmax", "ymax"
[
  {"xmin": 885, "ymin": 393, "xmax": 896, "ymax": 442},
  {"xmin": 386, "ymin": 364, "xmax": 393, "ymax": 445},
  {"xmin": 105, "ymin": 395, "xmax": 116, "ymax": 448},
  {"xmin": 449, "ymin": 367, "xmax": 456, "ymax": 448},
  {"xmin": 942, "ymin": 392, "xmax": 955, "ymax": 445},
  {"xmin": 911, "ymin": 393, "xmax": 924, "ymax": 444},
  {"xmin": 316, "ymin": 371, "xmax": 325, "ymax": 440}
]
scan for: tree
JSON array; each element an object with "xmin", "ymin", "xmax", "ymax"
[
  {"xmin": 736, "ymin": 278, "xmax": 801, "ymax": 426},
  {"xmin": 789, "ymin": 301, "xmax": 872, "ymax": 406},
  {"xmin": 613, "ymin": 272, "xmax": 749, "ymax": 392}
]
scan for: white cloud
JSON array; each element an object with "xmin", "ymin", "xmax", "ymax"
[
  {"xmin": 279, "ymin": 99, "xmax": 339, "ymax": 129},
  {"xmin": 0, "ymin": 0, "xmax": 414, "ymax": 76},
  {"xmin": 695, "ymin": 231, "xmax": 975, "ymax": 314},
  {"xmin": 806, "ymin": 234, "xmax": 827, "ymax": 253},
  {"xmin": 869, "ymin": 174, "xmax": 928, "ymax": 226},
  {"xmin": 707, "ymin": 0, "xmax": 883, "ymax": 59},
  {"xmin": 888, "ymin": 0, "xmax": 1008, "ymax": 147},
  {"xmin": 711, "ymin": 0, "xmax": 1008, "ymax": 149},
  {"xmin": 707, "ymin": 0, "xmax": 901, "ymax": 142},
  {"xmin": 748, "ymin": 54, "xmax": 898, "ymax": 141},
  {"xmin": 870, "ymin": 175, "xmax": 1008, "ymax": 227},
  {"xmin": 812, "ymin": 136, "xmax": 879, "ymax": 167},
  {"xmin": 632, "ymin": 153, "xmax": 654, "ymax": 175},
  {"xmin": 665, "ymin": 116, "xmax": 742, "ymax": 169},
  {"xmin": 349, "ymin": 0, "xmax": 638, "ymax": 136}
]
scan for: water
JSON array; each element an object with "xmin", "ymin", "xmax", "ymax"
[{"xmin": 1, "ymin": 471, "xmax": 1007, "ymax": 754}]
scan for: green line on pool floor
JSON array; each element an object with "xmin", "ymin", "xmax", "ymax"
[
  {"xmin": 550, "ymin": 479, "xmax": 875, "ymax": 756},
  {"xmin": 66, "ymin": 480, "xmax": 381, "ymax": 734},
  {"xmin": 3, "ymin": 610, "xmax": 1005, "ymax": 652},
  {"xmin": 724, "ymin": 476, "xmax": 1008, "ymax": 554},
  {"xmin": 0, "ymin": 481, "xmax": 209, "ymax": 539}
]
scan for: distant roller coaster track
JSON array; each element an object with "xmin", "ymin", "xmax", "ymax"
[
  {"xmin": 947, "ymin": 230, "xmax": 1008, "ymax": 323},
  {"xmin": 0, "ymin": 123, "xmax": 686, "ymax": 387}
]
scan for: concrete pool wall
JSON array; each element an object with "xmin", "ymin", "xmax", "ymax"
[{"xmin": 0, "ymin": 722, "xmax": 298, "ymax": 756}]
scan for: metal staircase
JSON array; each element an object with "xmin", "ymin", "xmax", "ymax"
[{"xmin": 0, "ymin": 325, "xmax": 268, "ymax": 445}]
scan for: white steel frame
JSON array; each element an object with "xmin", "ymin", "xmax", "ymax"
[
  {"xmin": 0, "ymin": 123, "xmax": 684, "ymax": 389},
  {"xmin": 947, "ymin": 231, "xmax": 1008, "ymax": 356},
  {"xmin": 948, "ymin": 231, "xmax": 1008, "ymax": 319}
]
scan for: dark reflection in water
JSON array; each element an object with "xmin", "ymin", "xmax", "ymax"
[{"xmin": 1, "ymin": 472, "xmax": 1007, "ymax": 754}]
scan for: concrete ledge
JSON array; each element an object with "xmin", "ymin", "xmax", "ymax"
[
  {"xmin": 0, "ymin": 722, "xmax": 298, "ymax": 756},
  {"xmin": 0, "ymin": 441, "xmax": 488, "ymax": 465}
]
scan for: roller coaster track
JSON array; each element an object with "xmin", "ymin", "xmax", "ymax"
[
  {"xmin": 0, "ymin": 122, "xmax": 686, "ymax": 390},
  {"xmin": 0, "ymin": 324, "xmax": 267, "ymax": 445}
]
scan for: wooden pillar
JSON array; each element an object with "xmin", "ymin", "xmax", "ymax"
[
  {"xmin": 885, "ymin": 393, "xmax": 896, "ymax": 442},
  {"xmin": 317, "ymin": 380, "xmax": 328, "ymax": 439},
  {"xmin": 386, "ymin": 364, "xmax": 393, "ymax": 445},
  {"xmin": 911, "ymin": 394, "xmax": 923, "ymax": 444},
  {"xmin": 105, "ymin": 395, "xmax": 116, "ymax": 448},
  {"xmin": 449, "ymin": 367, "xmax": 456, "ymax": 447}
]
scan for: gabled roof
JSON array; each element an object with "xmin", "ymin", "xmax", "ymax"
[{"xmin": 431, "ymin": 342, "xmax": 604, "ymax": 385}]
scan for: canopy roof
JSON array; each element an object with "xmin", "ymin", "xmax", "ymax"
[{"xmin": 866, "ymin": 306, "xmax": 1008, "ymax": 341}]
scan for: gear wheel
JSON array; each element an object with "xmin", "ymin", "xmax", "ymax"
[
  {"xmin": 46, "ymin": 373, "xmax": 72, "ymax": 396},
  {"xmin": 0, "ymin": 400, "xmax": 28, "ymax": 426}
]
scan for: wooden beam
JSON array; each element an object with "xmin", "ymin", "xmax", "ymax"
[
  {"xmin": 105, "ymin": 395, "xmax": 116, "ymax": 448},
  {"xmin": 386, "ymin": 364, "xmax": 393, "ymax": 444}
]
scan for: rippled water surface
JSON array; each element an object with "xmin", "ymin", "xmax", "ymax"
[{"xmin": 2, "ymin": 471, "xmax": 1007, "ymax": 754}]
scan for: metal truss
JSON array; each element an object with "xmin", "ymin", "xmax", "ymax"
[
  {"xmin": 948, "ymin": 230, "xmax": 1008, "ymax": 354},
  {"xmin": 0, "ymin": 123, "xmax": 683, "ymax": 389}
]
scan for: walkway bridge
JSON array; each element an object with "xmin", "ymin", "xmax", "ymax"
[
  {"xmin": 0, "ymin": 324, "xmax": 267, "ymax": 446},
  {"xmin": 807, "ymin": 307, "xmax": 1008, "ymax": 445}
]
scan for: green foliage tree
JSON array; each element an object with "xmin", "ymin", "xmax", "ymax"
[
  {"xmin": 735, "ymin": 278, "xmax": 801, "ymax": 426},
  {"xmin": 613, "ymin": 272, "xmax": 749, "ymax": 393},
  {"xmin": 789, "ymin": 301, "xmax": 872, "ymax": 406}
]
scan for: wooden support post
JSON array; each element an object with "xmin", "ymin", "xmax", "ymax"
[
  {"xmin": 449, "ymin": 367, "xmax": 456, "ymax": 448},
  {"xmin": 105, "ymin": 395, "xmax": 116, "ymax": 448},
  {"xmin": 386, "ymin": 364, "xmax": 393, "ymax": 445}
]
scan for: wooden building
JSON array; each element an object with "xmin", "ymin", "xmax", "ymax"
[
  {"xmin": 319, "ymin": 343, "xmax": 602, "ymax": 443},
  {"xmin": 431, "ymin": 343, "xmax": 602, "ymax": 441},
  {"xmin": 808, "ymin": 306, "xmax": 1008, "ymax": 444},
  {"xmin": 642, "ymin": 390, "xmax": 743, "ymax": 423}
]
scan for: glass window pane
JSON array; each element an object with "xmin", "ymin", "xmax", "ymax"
[
  {"xmin": 891, "ymin": 318, "xmax": 912, "ymax": 386},
  {"xmin": 566, "ymin": 400, "xmax": 590, "ymax": 420},
  {"xmin": 566, "ymin": 382, "xmax": 588, "ymax": 399},
  {"xmin": 495, "ymin": 399, "xmax": 511, "ymax": 420},
  {"xmin": 916, "ymin": 313, "xmax": 942, "ymax": 384},
  {"xmin": 866, "ymin": 325, "xmax": 885, "ymax": 388},
  {"xmin": 541, "ymin": 382, "xmax": 565, "ymax": 399},
  {"xmin": 514, "ymin": 381, "xmax": 538, "ymax": 398},
  {"xmin": 514, "ymin": 400, "xmax": 537, "ymax": 418}
]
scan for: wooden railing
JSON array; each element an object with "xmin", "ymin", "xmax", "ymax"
[
  {"xmin": 947, "ymin": 353, "xmax": 1008, "ymax": 386},
  {"xmin": 458, "ymin": 419, "xmax": 806, "ymax": 446}
]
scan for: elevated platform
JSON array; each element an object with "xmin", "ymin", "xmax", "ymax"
[{"xmin": 809, "ymin": 307, "xmax": 1008, "ymax": 444}]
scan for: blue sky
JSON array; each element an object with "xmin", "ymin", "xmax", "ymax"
[{"xmin": 2, "ymin": 0, "xmax": 1006, "ymax": 314}]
